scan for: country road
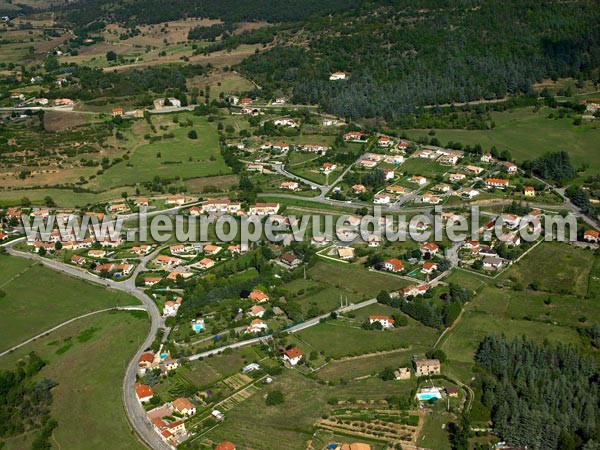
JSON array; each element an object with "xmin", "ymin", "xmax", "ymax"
[{"xmin": 2, "ymin": 238, "xmax": 172, "ymax": 450}]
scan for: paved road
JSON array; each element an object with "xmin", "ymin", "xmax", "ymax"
[{"xmin": 3, "ymin": 239, "xmax": 170, "ymax": 450}]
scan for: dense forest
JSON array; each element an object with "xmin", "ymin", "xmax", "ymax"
[
  {"xmin": 0, "ymin": 352, "xmax": 58, "ymax": 449},
  {"xmin": 56, "ymin": 0, "xmax": 361, "ymax": 26},
  {"xmin": 476, "ymin": 335, "xmax": 600, "ymax": 450},
  {"xmin": 236, "ymin": 0, "xmax": 600, "ymax": 119}
]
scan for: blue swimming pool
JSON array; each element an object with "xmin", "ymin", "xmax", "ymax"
[
  {"xmin": 192, "ymin": 323, "xmax": 203, "ymax": 332},
  {"xmin": 417, "ymin": 392, "xmax": 441, "ymax": 401},
  {"xmin": 160, "ymin": 353, "xmax": 168, "ymax": 360}
]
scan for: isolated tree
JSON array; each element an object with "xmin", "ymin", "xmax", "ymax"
[
  {"xmin": 187, "ymin": 130, "xmax": 198, "ymax": 139},
  {"xmin": 106, "ymin": 51, "xmax": 117, "ymax": 61}
]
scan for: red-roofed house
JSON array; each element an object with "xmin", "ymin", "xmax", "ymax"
[
  {"xmin": 584, "ymin": 229, "xmax": 600, "ymax": 243},
  {"xmin": 283, "ymin": 347, "xmax": 303, "ymax": 366},
  {"xmin": 248, "ymin": 289, "xmax": 269, "ymax": 303},
  {"xmin": 135, "ymin": 383, "xmax": 154, "ymax": 403},
  {"xmin": 383, "ymin": 258, "xmax": 404, "ymax": 273},
  {"xmin": 369, "ymin": 315, "xmax": 395, "ymax": 329}
]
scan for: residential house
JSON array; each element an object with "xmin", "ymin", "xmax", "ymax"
[
  {"xmin": 280, "ymin": 252, "xmax": 302, "ymax": 268},
  {"xmin": 337, "ymin": 247, "xmax": 355, "ymax": 260},
  {"xmin": 465, "ymin": 165, "xmax": 484, "ymax": 175},
  {"xmin": 383, "ymin": 258, "xmax": 404, "ymax": 273},
  {"xmin": 165, "ymin": 195, "xmax": 186, "ymax": 206},
  {"xmin": 163, "ymin": 297, "xmax": 182, "ymax": 317},
  {"xmin": 420, "ymin": 242, "xmax": 439, "ymax": 256},
  {"xmin": 280, "ymin": 181, "xmax": 300, "ymax": 191},
  {"xmin": 410, "ymin": 175, "xmax": 427, "ymax": 186},
  {"xmin": 283, "ymin": 347, "xmax": 303, "ymax": 365},
  {"xmin": 384, "ymin": 154, "xmax": 404, "ymax": 165},
  {"xmin": 421, "ymin": 261, "xmax": 438, "ymax": 274},
  {"xmin": 485, "ymin": 178, "xmax": 509, "ymax": 189},
  {"xmin": 248, "ymin": 289, "xmax": 269, "ymax": 303},
  {"xmin": 481, "ymin": 152, "xmax": 493, "ymax": 163},
  {"xmin": 414, "ymin": 358, "xmax": 441, "ymax": 377},
  {"xmin": 144, "ymin": 276, "xmax": 162, "ymax": 286},
  {"xmin": 432, "ymin": 183, "xmax": 451, "ymax": 193},
  {"xmin": 311, "ymin": 235, "xmax": 330, "ymax": 246},
  {"xmin": 246, "ymin": 319, "xmax": 268, "ymax": 333},
  {"xmin": 502, "ymin": 161, "xmax": 518, "ymax": 174},
  {"xmin": 54, "ymin": 98, "xmax": 74, "ymax": 107},
  {"xmin": 321, "ymin": 162, "xmax": 337, "ymax": 174},
  {"xmin": 246, "ymin": 163, "xmax": 263, "ymax": 173},
  {"xmin": 448, "ymin": 173, "xmax": 466, "ymax": 182},
  {"xmin": 483, "ymin": 256, "xmax": 504, "ymax": 270},
  {"xmin": 135, "ymin": 383, "xmax": 154, "ymax": 403},
  {"xmin": 197, "ymin": 258, "xmax": 215, "ymax": 270},
  {"xmin": 153, "ymin": 97, "xmax": 181, "ymax": 109},
  {"xmin": 201, "ymin": 199, "xmax": 242, "ymax": 215},
  {"xmin": 344, "ymin": 131, "xmax": 367, "ymax": 142},
  {"xmin": 88, "ymin": 249, "xmax": 106, "ymax": 258},
  {"xmin": 352, "ymin": 184, "xmax": 366, "ymax": 194},
  {"xmin": 300, "ymin": 144, "xmax": 329, "ymax": 153},
  {"xmin": 329, "ymin": 72, "xmax": 347, "ymax": 80},
  {"xmin": 154, "ymin": 255, "xmax": 182, "ymax": 267},
  {"xmin": 383, "ymin": 169, "xmax": 395, "ymax": 180},
  {"xmin": 369, "ymin": 315, "xmax": 395, "ymax": 329},
  {"xmin": 112, "ymin": 107, "xmax": 124, "ymax": 117},
  {"xmin": 523, "ymin": 186, "xmax": 535, "ymax": 197},
  {"xmin": 359, "ymin": 159, "xmax": 378, "ymax": 169},
  {"xmin": 248, "ymin": 305, "xmax": 266, "ymax": 318},
  {"xmin": 248, "ymin": 203, "xmax": 279, "ymax": 215},
  {"xmin": 377, "ymin": 136, "xmax": 393, "ymax": 147},
  {"xmin": 401, "ymin": 284, "xmax": 430, "ymax": 298},
  {"xmin": 203, "ymin": 244, "xmax": 221, "ymax": 256},
  {"xmin": 71, "ymin": 255, "xmax": 86, "ymax": 265},
  {"xmin": 273, "ymin": 118, "xmax": 297, "ymax": 127},
  {"xmin": 446, "ymin": 387, "xmax": 459, "ymax": 397},
  {"xmin": 459, "ymin": 188, "xmax": 480, "ymax": 199},
  {"xmin": 387, "ymin": 186, "xmax": 408, "ymax": 195},
  {"xmin": 169, "ymin": 244, "xmax": 186, "ymax": 255},
  {"xmin": 422, "ymin": 193, "xmax": 441, "ymax": 204},
  {"xmin": 215, "ymin": 442, "xmax": 237, "ymax": 450},
  {"xmin": 172, "ymin": 398, "xmax": 196, "ymax": 416},
  {"xmin": 374, "ymin": 193, "xmax": 390, "ymax": 204},
  {"xmin": 584, "ymin": 229, "xmax": 600, "ymax": 243}
]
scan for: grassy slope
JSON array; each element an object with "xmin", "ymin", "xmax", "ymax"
[
  {"xmin": 0, "ymin": 310, "xmax": 148, "ymax": 450},
  {"xmin": 0, "ymin": 255, "xmax": 140, "ymax": 352},
  {"xmin": 405, "ymin": 106, "xmax": 600, "ymax": 173}
]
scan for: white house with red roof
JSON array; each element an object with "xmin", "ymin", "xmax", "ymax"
[
  {"xmin": 283, "ymin": 347, "xmax": 303, "ymax": 366},
  {"xmin": 369, "ymin": 315, "xmax": 395, "ymax": 329}
]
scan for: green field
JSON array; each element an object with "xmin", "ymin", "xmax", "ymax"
[
  {"xmin": 0, "ymin": 255, "xmax": 140, "ymax": 352},
  {"xmin": 398, "ymin": 158, "xmax": 449, "ymax": 177},
  {"xmin": 405, "ymin": 106, "xmax": 600, "ymax": 173},
  {"xmin": 91, "ymin": 115, "xmax": 230, "ymax": 190},
  {"xmin": 0, "ymin": 310, "xmax": 148, "ymax": 450}
]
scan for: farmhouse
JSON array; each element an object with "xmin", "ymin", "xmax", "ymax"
[
  {"xmin": 394, "ymin": 367, "xmax": 411, "ymax": 380},
  {"xmin": 414, "ymin": 358, "xmax": 441, "ymax": 377},
  {"xmin": 383, "ymin": 258, "xmax": 404, "ymax": 273},
  {"xmin": 112, "ymin": 107, "xmax": 123, "ymax": 117},
  {"xmin": 283, "ymin": 347, "xmax": 303, "ymax": 365},
  {"xmin": 369, "ymin": 315, "xmax": 395, "ymax": 329}
]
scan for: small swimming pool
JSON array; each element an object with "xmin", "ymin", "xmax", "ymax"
[
  {"xmin": 192, "ymin": 323, "xmax": 203, "ymax": 332},
  {"xmin": 417, "ymin": 392, "xmax": 442, "ymax": 401},
  {"xmin": 160, "ymin": 353, "xmax": 168, "ymax": 360}
]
